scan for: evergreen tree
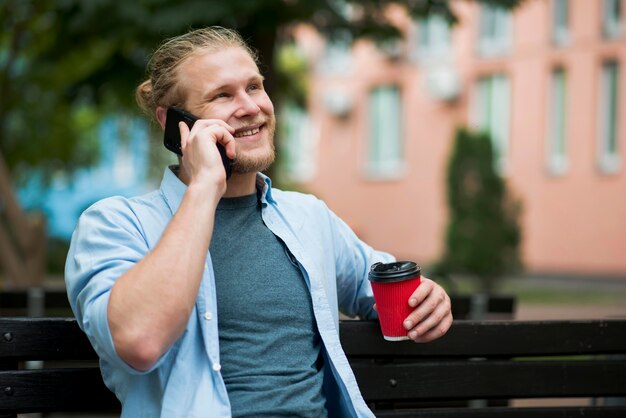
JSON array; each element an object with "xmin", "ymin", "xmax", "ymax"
[{"xmin": 438, "ymin": 127, "xmax": 522, "ymax": 292}]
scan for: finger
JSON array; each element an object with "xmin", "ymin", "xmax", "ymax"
[
  {"xmin": 217, "ymin": 131, "xmax": 236, "ymax": 160},
  {"xmin": 189, "ymin": 124, "xmax": 233, "ymax": 149},
  {"xmin": 406, "ymin": 293, "xmax": 451, "ymax": 339},
  {"xmin": 411, "ymin": 311, "xmax": 453, "ymax": 343},
  {"xmin": 179, "ymin": 121, "xmax": 190, "ymax": 149},
  {"xmin": 403, "ymin": 286, "xmax": 449, "ymax": 330},
  {"xmin": 190, "ymin": 118, "xmax": 235, "ymax": 135},
  {"xmin": 403, "ymin": 283, "xmax": 441, "ymax": 329},
  {"xmin": 205, "ymin": 125, "xmax": 236, "ymax": 152},
  {"xmin": 407, "ymin": 299, "xmax": 450, "ymax": 339},
  {"xmin": 408, "ymin": 277, "xmax": 435, "ymax": 308},
  {"xmin": 198, "ymin": 126, "xmax": 237, "ymax": 165}
]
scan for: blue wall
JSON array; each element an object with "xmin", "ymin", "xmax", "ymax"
[{"xmin": 19, "ymin": 116, "xmax": 156, "ymax": 240}]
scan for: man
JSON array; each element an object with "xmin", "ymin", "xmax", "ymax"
[{"xmin": 65, "ymin": 26, "xmax": 452, "ymax": 417}]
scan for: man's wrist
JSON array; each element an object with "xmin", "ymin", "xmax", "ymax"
[{"xmin": 185, "ymin": 180, "xmax": 223, "ymax": 211}]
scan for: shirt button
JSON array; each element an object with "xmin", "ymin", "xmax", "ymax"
[
  {"xmin": 212, "ymin": 362, "xmax": 221, "ymax": 372},
  {"xmin": 204, "ymin": 312, "xmax": 212, "ymax": 320}
]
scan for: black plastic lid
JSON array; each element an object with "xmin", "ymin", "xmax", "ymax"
[{"xmin": 368, "ymin": 261, "xmax": 421, "ymax": 283}]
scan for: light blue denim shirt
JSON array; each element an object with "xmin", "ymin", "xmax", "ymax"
[{"xmin": 65, "ymin": 167, "xmax": 394, "ymax": 418}]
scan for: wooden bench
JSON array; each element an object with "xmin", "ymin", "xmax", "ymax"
[
  {"xmin": 0, "ymin": 288, "xmax": 516, "ymax": 320},
  {"xmin": 1, "ymin": 317, "xmax": 625, "ymax": 417}
]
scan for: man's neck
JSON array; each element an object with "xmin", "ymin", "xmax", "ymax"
[
  {"xmin": 223, "ymin": 172, "xmax": 257, "ymax": 198},
  {"xmin": 175, "ymin": 166, "xmax": 257, "ymax": 198}
]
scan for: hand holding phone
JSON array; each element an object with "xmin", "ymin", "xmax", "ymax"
[{"xmin": 163, "ymin": 107, "xmax": 233, "ymax": 179}]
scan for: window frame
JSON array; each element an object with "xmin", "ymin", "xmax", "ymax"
[
  {"xmin": 597, "ymin": 60, "xmax": 621, "ymax": 174},
  {"xmin": 317, "ymin": 30, "xmax": 353, "ymax": 75},
  {"xmin": 472, "ymin": 74, "xmax": 512, "ymax": 174},
  {"xmin": 365, "ymin": 85, "xmax": 405, "ymax": 180},
  {"xmin": 280, "ymin": 104, "xmax": 318, "ymax": 182},
  {"xmin": 415, "ymin": 14, "xmax": 452, "ymax": 61},
  {"xmin": 547, "ymin": 67, "xmax": 569, "ymax": 175},
  {"xmin": 476, "ymin": 3, "xmax": 513, "ymax": 57},
  {"xmin": 602, "ymin": 0, "xmax": 623, "ymax": 39},
  {"xmin": 552, "ymin": 0, "xmax": 571, "ymax": 46}
]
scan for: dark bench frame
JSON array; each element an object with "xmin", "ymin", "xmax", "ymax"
[
  {"xmin": 1, "ymin": 317, "xmax": 625, "ymax": 417},
  {"xmin": 0, "ymin": 288, "xmax": 516, "ymax": 319}
]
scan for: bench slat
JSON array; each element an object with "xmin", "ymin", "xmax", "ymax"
[
  {"xmin": 5, "ymin": 318, "xmax": 623, "ymax": 360},
  {"xmin": 0, "ymin": 368, "xmax": 119, "ymax": 414},
  {"xmin": 340, "ymin": 320, "xmax": 626, "ymax": 357},
  {"xmin": 353, "ymin": 359, "xmax": 626, "ymax": 401},
  {"xmin": 374, "ymin": 406, "xmax": 626, "ymax": 417},
  {"xmin": 0, "ymin": 318, "xmax": 97, "ymax": 360},
  {"xmin": 449, "ymin": 295, "xmax": 516, "ymax": 318},
  {"xmin": 0, "ymin": 291, "xmax": 517, "ymax": 319}
]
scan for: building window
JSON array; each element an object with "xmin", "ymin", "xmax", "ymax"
[
  {"xmin": 477, "ymin": 4, "xmax": 512, "ymax": 56},
  {"xmin": 552, "ymin": 0, "xmax": 570, "ymax": 46},
  {"xmin": 416, "ymin": 14, "xmax": 451, "ymax": 61},
  {"xmin": 602, "ymin": 0, "xmax": 623, "ymax": 39},
  {"xmin": 473, "ymin": 74, "xmax": 511, "ymax": 172},
  {"xmin": 548, "ymin": 68, "xmax": 568, "ymax": 175},
  {"xmin": 280, "ymin": 105, "xmax": 318, "ymax": 182},
  {"xmin": 318, "ymin": 30, "xmax": 353, "ymax": 74},
  {"xmin": 366, "ymin": 85, "xmax": 404, "ymax": 179},
  {"xmin": 598, "ymin": 61, "xmax": 621, "ymax": 173}
]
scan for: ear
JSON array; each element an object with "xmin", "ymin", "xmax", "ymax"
[{"xmin": 156, "ymin": 106, "xmax": 167, "ymax": 130}]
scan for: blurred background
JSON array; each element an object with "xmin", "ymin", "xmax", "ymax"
[{"xmin": 1, "ymin": 0, "xmax": 625, "ymax": 320}]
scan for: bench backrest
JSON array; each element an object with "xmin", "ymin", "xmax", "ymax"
[
  {"xmin": 1, "ymin": 317, "xmax": 625, "ymax": 417},
  {"xmin": 0, "ymin": 317, "xmax": 119, "ymax": 416},
  {"xmin": 341, "ymin": 320, "xmax": 626, "ymax": 417},
  {"xmin": 0, "ymin": 289, "xmax": 515, "ymax": 319}
]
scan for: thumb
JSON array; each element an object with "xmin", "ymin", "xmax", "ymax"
[{"xmin": 179, "ymin": 121, "xmax": 190, "ymax": 150}]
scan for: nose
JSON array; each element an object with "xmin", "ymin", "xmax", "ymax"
[{"xmin": 234, "ymin": 91, "xmax": 261, "ymax": 118}]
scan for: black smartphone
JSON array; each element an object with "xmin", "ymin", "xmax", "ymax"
[{"xmin": 163, "ymin": 107, "xmax": 233, "ymax": 179}]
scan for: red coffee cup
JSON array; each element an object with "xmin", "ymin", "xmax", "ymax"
[{"xmin": 369, "ymin": 261, "xmax": 421, "ymax": 341}]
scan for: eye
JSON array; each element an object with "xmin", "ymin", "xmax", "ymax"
[
  {"xmin": 212, "ymin": 92, "xmax": 230, "ymax": 101},
  {"xmin": 247, "ymin": 84, "xmax": 262, "ymax": 92}
]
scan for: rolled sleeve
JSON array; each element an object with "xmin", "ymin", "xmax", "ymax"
[
  {"xmin": 65, "ymin": 197, "xmax": 164, "ymax": 375},
  {"xmin": 322, "ymin": 202, "xmax": 395, "ymax": 320}
]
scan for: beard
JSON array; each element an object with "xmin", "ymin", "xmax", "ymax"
[
  {"xmin": 231, "ymin": 142, "xmax": 275, "ymax": 173},
  {"xmin": 231, "ymin": 118, "xmax": 276, "ymax": 174}
]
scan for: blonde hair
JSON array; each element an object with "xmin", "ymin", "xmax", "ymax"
[{"xmin": 135, "ymin": 26, "xmax": 258, "ymax": 121}]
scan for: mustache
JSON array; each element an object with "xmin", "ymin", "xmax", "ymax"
[{"xmin": 232, "ymin": 118, "xmax": 269, "ymax": 131}]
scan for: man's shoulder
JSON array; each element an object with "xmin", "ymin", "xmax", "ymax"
[
  {"xmin": 271, "ymin": 188, "xmax": 326, "ymax": 209},
  {"xmin": 79, "ymin": 189, "xmax": 168, "ymax": 227},
  {"xmin": 83, "ymin": 189, "xmax": 161, "ymax": 213}
]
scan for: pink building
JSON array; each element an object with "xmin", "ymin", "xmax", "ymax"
[{"xmin": 283, "ymin": 0, "xmax": 626, "ymax": 278}]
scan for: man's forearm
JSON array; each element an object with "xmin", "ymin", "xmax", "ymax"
[{"xmin": 108, "ymin": 182, "xmax": 220, "ymax": 371}]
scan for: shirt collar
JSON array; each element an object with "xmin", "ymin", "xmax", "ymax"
[
  {"xmin": 160, "ymin": 166, "xmax": 276, "ymax": 215},
  {"xmin": 256, "ymin": 172, "xmax": 276, "ymax": 206}
]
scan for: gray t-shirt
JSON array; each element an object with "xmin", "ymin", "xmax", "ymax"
[{"xmin": 210, "ymin": 191, "xmax": 327, "ymax": 417}]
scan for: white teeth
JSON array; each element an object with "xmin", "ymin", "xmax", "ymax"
[{"xmin": 234, "ymin": 127, "xmax": 260, "ymax": 138}]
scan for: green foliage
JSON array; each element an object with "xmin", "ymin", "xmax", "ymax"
[
  {"xmin": 275, "ymin": 42, "xmax": 309, "ymax": 108},
  {"xmin": 1, "ymin": 0, "xmax": 524, "ymax": 185},
  {"xmin": 438, "ymin": 127, "xmax": 522, "ymax": 292},
  {"xmin": 1, "ymin": 1, "xmax": 102, "ymax": 181}
]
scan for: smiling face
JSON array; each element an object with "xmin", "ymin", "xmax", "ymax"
[{"xmin": 176, "ymin": 46, "xmax": 276, "ymax": 173}]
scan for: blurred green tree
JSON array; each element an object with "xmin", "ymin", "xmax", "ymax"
[
  {"xmin": 437, "ymin": 127, "xmax": 522, "ymax": 293},
  {"xmin": 1, "ymin": 0, "xmax": 524, "ymax": 182}
]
